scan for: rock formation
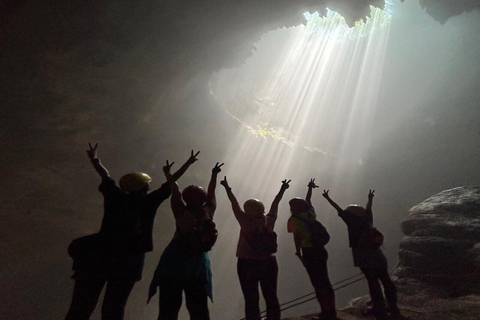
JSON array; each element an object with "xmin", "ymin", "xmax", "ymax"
[{"xmin": 395, "ymin": 186, "xmax": 480, "ymax": 292}]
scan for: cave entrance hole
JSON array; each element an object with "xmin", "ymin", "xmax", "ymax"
[{"xmin": 209, "ymin": 3, "xmax": 393, "ymax": 199}]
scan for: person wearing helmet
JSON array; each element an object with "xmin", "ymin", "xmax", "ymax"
[
  {"xmin": 64, "ymin": 144, "xmax": 199, "ymax": 320},
  {"xmin": 287, "ymin": 179, "xmax": 338, "ymax": 320},
  {"xmin": 220, "ymin": 177, "xmax": 290, "ymax": 320},
  {"xmin": 149, "ymin": 161, "xmax": 224, "ymax": 320},
  {"xmin": 322, "ymin": 190, "xmax": 400, "ymax": 320}
]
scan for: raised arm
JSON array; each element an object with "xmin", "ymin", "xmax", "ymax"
[
  {"xmin": 366, "ymin": 189, "xmax": 375, "ymax": 217},
  {"xmin": 163, "ymin": 152, "xmax": 199, "ymax": 212},
  {"xmin": 322, "ymin": 190, "xmax": 343, "ymax": 213},
  {"xmin": 267, "ymin": 179, "xmax": 290, "ymax": 221},
  {"xmin": 165, "ymin": 150, "xmax": 200, "ymax": 187},
  {"xmin": 220, "ymin": 176, "xmax": 244, "ymax": 220},
  {"xmin": 206, "ymin": 162, "xmax": 224, "ymax": 214},
  {"xmin": 306, "ymin": 178, "xmax": 318, "ymax": 205},
  {"xmin": 87, "ymin": 142, "xmax": 110, "ymax": 180}
]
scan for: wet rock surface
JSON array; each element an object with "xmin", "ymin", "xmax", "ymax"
[{"xmin": 395, "ymin": 186, "xmax": 480, "ymax": 291}]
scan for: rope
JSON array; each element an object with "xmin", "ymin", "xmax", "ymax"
[
  {"xmin": 238, "ymin": 272, "xmax": 365, "ymax": 320},
  {"xmin": 276, "ymin": 272, "xmax": 365, "ymax": 307},
  {"xmin": 278, "ymin": 277, "xmax": 366, "ymax": 313}
]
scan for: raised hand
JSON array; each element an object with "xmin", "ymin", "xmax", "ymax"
[
  {"xmin": 87, "ymin": 142, "xmax": 98, "ymax": 159},
  {"xmin": 281, "ymin": 179, "xmax": 291, "ymax": 190},
  {"xmin": 187, "ymin": 150, "xmax": 200, "ymax": 164},
  {"xmin": 220, "ymin": 176, "xmax": 230, "ymax": 189},
  {"xmin": 368, "ymin": 189, "xmax": 375, "ymax": 199},
  {"xmin": 308, "ymin": 178, "xmax": 319, "ymax": 189},
  {"xmin": 212, "ymin": 162, "xmax": 224, "ymax": 175},
  {"xmin": 322, "ymin": 190, "xmax": 330, "ymax": 198},
  {"xmin": 163, "ymin": 160, "xmax": 175, "ymax": 176}
]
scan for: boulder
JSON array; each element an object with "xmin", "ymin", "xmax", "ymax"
[{"xmin": 395, "ymin": 186, "xmax": 480, "ymax": 292}]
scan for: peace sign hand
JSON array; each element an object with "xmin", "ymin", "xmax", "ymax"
[
  {"xmin": 281, "ymin": 179, "xmax": 291, "ymax": 190},
  {"xmin": 220, "ymin": 176, "xmax": 230, "ymax": 189},
  {"xmin": 308, "ymin": 178, "xmax": 319, "ymax": 189},
  {"xmin": 212, "ymin": 162, "xmax": 224, "ymax": 175},
  {"xmin": 187, "ymin": 150, "xmax": 200, "ymax": 164},
  {"xmin": 322, "ymin": 190, "xmax": 330, "ymax": 199},
  {"xmin": 87, "ymin": 142, "xmax": 98, "ymax": 159},
  {"xmin": 163, "ymin": 160, "xmax": 175, "ymax": 176},
  {"xmin": 368, "ymin": 189, "xmax": 375, "ymax": 199}
]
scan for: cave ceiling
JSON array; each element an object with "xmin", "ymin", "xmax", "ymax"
[{"xmin": 1, "ymin": 0, "xmax": 479, "ymax": 182}]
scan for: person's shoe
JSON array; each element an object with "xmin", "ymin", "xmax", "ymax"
[
  {"xmin": 386, "ymin": 306, "xmax": 401, "ymax": 315},
  {"xmin": 362, "ymin": 307, "xmax": 390, "ymax": 320},
  {"xmin": 313, "ymin": 312, "xmax": 341, "ymax": 320}
]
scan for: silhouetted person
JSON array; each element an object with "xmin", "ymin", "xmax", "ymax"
[
  {"xmin": 221, "ymin": 177, "xmax": 290, "ymax": 320},
  {"xmin": 65, "ymin": 144, "xmax": 198, "ymax": 320},
  {"xmin": 287, "ymin": 179, "xmax": 338, "ymax": 320},
  {"xmin": 149, "ymin": 161, "xmax": 223, "ymax": 320},
  {"xmin": 322, "ymin": 190, "xmax": 400, "ymax": 320}
]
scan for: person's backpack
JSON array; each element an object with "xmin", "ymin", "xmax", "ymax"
[
  {"xmin": 362, "ymin": 227, "xmax": 384, "ymax": 249},
  {"xmin": 179, "ymin": 208, "xmax": 218, "ymax": 254},
  {"xmin": 296, "ymin": 215, "xmax": 330, "ymax": 247},
  {"xmin": 251, "ymin": 218, "xmax": 278, "ymax": 255},
  {"xmin": 68, "ymin": 233, "xmax": 105, "ymax": 260}
]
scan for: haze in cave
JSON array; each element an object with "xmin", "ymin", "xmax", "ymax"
[{"xmin": 0, "ymin": 0, "xmax": 479, "ymax": 319}]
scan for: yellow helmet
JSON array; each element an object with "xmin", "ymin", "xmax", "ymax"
[
  {"xmin": 346, "ymin": 204, "xmax": 366, "ymax": 216},
  {"xmin": 119, "ymin": 172, "xmax": 152, "ymax": 192},
  {"xmin": 243, "ymin": 199, "xmax": 265, "ymax": 216}
]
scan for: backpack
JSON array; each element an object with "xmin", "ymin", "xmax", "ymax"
[
  {"xmin": 68, "ymin": 233, "xmax": 105, "ymax": 260},
  {"xmin": 179, "ymin": 208, "xmax": 218, "ymax": 254},
  {"xmin": 296, "ymin": 215, "xmax": 330, "ymax": 247},
  {"xmin": 251, "ymin": 218, "xmax": 278, "ymax": 255},
  {"xmin": 362, "ymin": 227, "xmax": 384, "ymax": 249}
]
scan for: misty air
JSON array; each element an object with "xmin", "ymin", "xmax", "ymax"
[{"xmin": 1, "ymin": 1, "xmax": 480, "ymax": 320}]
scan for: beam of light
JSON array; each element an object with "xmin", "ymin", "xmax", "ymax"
[{"xmin": 209, "ymin": 3, "xmax": 393, "ymax": 317}]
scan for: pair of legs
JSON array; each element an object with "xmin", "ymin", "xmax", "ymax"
[
  {"xmin": 360, "ymin": 266, "xmax": 398, "ymax": 318},
  {"xmin": 64, "ymin": 277, "xmax": 136, "ymax": 320},
  {"xmin": 158, "ymin": 279, "xmax": 210, "ymax": 320},
  {"xmin": 237, "ymin": 256, "xmax": 281, "ymax": 320},
  {"xmin": 302, "ymin": 246, "xmax": 337, "ymax": 320}
]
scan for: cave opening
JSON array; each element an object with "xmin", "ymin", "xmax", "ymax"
[{"xmin": 208, "ymin": 2, "xmax": 393, "ymax": 201}]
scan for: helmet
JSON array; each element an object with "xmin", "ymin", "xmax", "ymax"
[
  {"xmin": 243, "ymin": 199, "xmax": 265, "ymax": 216},
  {"xmin": 119, "ymin": 172, "xmax": 152, "ymax": 192},
  {"xmin": 182, "ymin": 185, "xmax": 207, "ymax": 205},
  {"xmin": 346, "ymin": 204, "xmax": 366, "ymax": 216},
  {"xmin": 289, "ymin": 198, "xmax": 311, "ymax": 215}
]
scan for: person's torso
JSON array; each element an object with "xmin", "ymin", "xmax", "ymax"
[
  {"xmin": 236, "ymin": 216, "xmax": 276, "ymax": 259},
  {"xmin": 174, "ymin": 205, "xmax": 213, "ymax": 236},
  {"xmin": 289, "ymin": 211, "xmax": 316, "ymax": 248},
  {"xmin": 100, "ymin": 193, "xmax": 157, "ymax": 253}
]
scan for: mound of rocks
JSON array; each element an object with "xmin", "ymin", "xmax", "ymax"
[{"xmin": 395, "ymin": 186, "xmax": 480, "ymax": 292}]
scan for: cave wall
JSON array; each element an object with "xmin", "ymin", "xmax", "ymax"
[{"xmin": 1, "ymin": 0, "xmax": 479, "ymax": 319}]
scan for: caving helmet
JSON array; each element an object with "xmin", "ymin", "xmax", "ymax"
[
  {"xmin": 345, "ymin": 204, "xmax": 366, "ymax": 216},
  {"xmin": 119, "ymin": 172, "xmax": 152, "ymax": 192},
  {"xmin": 182, "ymin": 185, "xmax": 207, "ymax": 205},
  {"xmin": 243, "ymin": 199, "xmax": 265, "ymax": 217},
  {"xmin": 289, "ymin": 198, "xmax": 311, "ymax": 215}
]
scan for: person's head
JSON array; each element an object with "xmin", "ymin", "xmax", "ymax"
[
  {"xmin": 289, "ymin": 198, "xmax": 311, "ymax": 215},
  {"xmin": 345, "ymin": 204, "xmax": 366, "ymax": 216},
  {"xmin": 119, "ymin": 172, "xmax": 152, "ymax": 193},
  {"xmin": 243, "ymin": 199, "xmax": 265, "ymax": 218},
  {"xmin": 182, "ymin": 185, "xmax": 207, "ymax": 206}
]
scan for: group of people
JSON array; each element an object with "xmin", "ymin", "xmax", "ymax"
[{"xmin": 64, "ymin": 144, "xmax": 400, "ymax": 320}]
